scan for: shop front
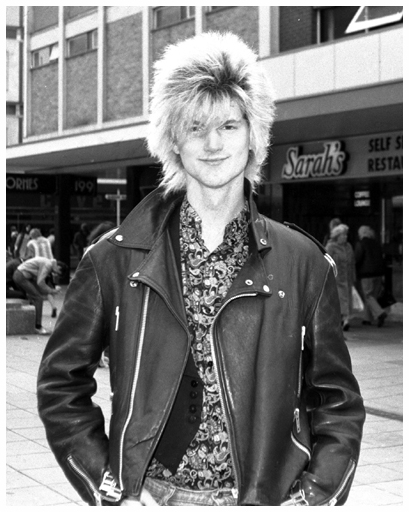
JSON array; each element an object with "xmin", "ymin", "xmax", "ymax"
[{"xmin": 262, "ymin": 130, "xmax": 403, "ymax": 300}]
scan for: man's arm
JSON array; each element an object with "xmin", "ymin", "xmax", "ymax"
[
  {"xmin": 289, "ymin": 265, "xmax": 365, "ymax": 506},
  {"xmin": 37, "ymin": 253, "xmax": 119, "ymax": 505}
]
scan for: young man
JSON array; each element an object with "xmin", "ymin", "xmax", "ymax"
[{"xmin": 37, "ymin": 32, "xmax": 365, "ymax": 506}]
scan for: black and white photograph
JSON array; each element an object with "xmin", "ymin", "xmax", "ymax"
[{"xmin": 6, "ymin": 5, "xmax": 403, "ymax": 507}]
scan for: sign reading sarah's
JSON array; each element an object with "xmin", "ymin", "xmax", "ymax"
[{"xmin": 281, "ymin": 141, "xmax": 347, "ymax": 180}]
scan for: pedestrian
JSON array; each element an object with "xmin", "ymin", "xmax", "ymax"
[
  {"xmin": 37, "ymin": 31, "xmax": 364, "ymax": 506},
  {"xmin": 12, "ymin": 256, "xmax": 64, "ymax": 334},
  {"xmin": 25, "ymin": 228, "xmax": 58, "ymax": 317},
  {"xmin": 14, "ymin": 224, "xmax": 31, "ymax": 260},
  {"xmin": 325, "ymin": 224, "xmax": 356, "ymax": 331},
  {"xmin": 355, "ymin": 225, "xmax": 388, "ymax": 327},
  {"xmin": 87, "ymin": 221, "xmax": 116, "ymax": 247},
  {"xmin": 47, "ymin": 228, "xmax": 56, "ymax": 254},
  {"xmin": 8, "ymin": 224, "xmax": 18, "ymax": 256},
  {"xmin": 322, "ymin": 217, "xmax": 341, "ymax": 246},
  {"xmin": 6, "ymin": 257, "xmax": 26, "ymax": 299},
  {"xmin": 72, "ymin": 223, "xmax": 89, "ymax": 262}
]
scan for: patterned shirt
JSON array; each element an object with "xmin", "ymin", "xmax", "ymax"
[{"xmin": 147, "ymin": 196, "xmax": 250, "ymax": 490}]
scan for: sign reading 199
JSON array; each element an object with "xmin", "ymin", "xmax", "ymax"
[{"xmin": 72, "ymin": 177, "xmax": 96, "ymax": 196}]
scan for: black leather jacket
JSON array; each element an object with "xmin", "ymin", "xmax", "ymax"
[{"xmin": 37, "ymin": 185, "xmax": 365, "ymax": 506}]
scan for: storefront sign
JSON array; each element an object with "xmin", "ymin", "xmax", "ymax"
[
  {"xmin": 367, "ymin": 134, "xmax": 403, "ymax": 173},
  {"xmin": 70, "ymin": 176, "xmax": 97, "ymax": 196},
  {"xmin": 269, "ymin": 130, "xmax": 402, "ymax": 184},
  {"xmin": 6, "ymin": 174, "xmax": 97, "ymax": 196},
  {"xmin": 6, "ymin": 174, "xmax": 56, "ymax": 194},
  {"xmin": 281, "ymin": 141, "xmax": 347, "ymax": 180}
]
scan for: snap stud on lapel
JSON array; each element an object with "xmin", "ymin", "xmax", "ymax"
[
  {"xmin": 278, "ymin": 290, "xmax": 285, "ymax": 298},
  {"xmin": 115, "ymin": 235, "xmax": 123, "ymax": 242},
  {"xmin": 260, "ymin": 238, "xmax": 267, "ymax": 245}
]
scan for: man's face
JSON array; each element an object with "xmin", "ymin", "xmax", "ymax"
[{"xmin": 174, "ymin": 101, "xmax": 251, "ymax": 192}]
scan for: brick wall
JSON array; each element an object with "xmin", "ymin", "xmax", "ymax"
[
  {"xmin": 151, "ymin": 19, "xmax": 195, "ymax": 64},
  {"xmin": 279, "ymin": 6, "xmax": 316, "ymax": 52},
  {"xmin": 65, "ymin": 52, "xmax": 98, "ymax": 129},
  {"xmin": 205, "ymin": 6, "xmax": 259, "ymax": 53},
  {"xmin": 30, "ymin": 64, "xmax": 58, "ymax": 135},
  {"xmin": 105, "ymin": 13, "xmax": 143, "ymax": 121}
]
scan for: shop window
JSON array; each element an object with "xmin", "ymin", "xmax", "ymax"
[
  {"xmin": 31, "ymin": 43, "xmax": 59, "ymax": 68},
  {"xmin": 317, "ymin": 6, "xmax": 402, "ymax": 43},
  {"xmin": 345, "ymin": 6, "xmax": 403, "ymax": 34},
  {"xmin": 6, "ymin": 27, "xmax": 18, "ymax": 39},
  {"xmin": 6, "ymin": 104, "xmax": 16, "ymax": 116},
  {"xmin": 153, "ymin": 6, "xmax": 195, "ymax": 29},
  {"xmin": 67, "ymin": 30, "xmax": 98, "ymax": 58}
]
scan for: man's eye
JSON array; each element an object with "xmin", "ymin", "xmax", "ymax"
[
  {"xmin": 222, "ymin": 124, "xmax": 237, "ymax": 131},
  {"xmin": 190, "ymin": 125, "xmax": 203, "ymax": 133}
]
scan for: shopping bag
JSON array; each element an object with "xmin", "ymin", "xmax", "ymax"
[{"xmin": 352, "ymin": 285, "xmax": 364, "ymax": 312}]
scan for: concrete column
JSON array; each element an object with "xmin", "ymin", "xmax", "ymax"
[
  {"xmin": 57, "ymin": 6, "xmax": 65, "ymax": 133},
  {"xmin": 142, "ymin": 7, "xmax": 150, "ymax": 117},
  {"xmin": 97, "ymin": 6, "xmax": 106, "ymax": 126},
  {"xmin": 259, "ymin": 6, "xmax": 271, "ymax": 58}
]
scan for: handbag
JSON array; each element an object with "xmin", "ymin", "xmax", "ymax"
[{"xmin": 352, "ymin": 285, "xmax": 364, "ymax": 312}]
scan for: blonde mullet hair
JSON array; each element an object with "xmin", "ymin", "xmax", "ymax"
[{"xmin": 147, "ymin": 31, "xmax": 276, "ymax": 196}]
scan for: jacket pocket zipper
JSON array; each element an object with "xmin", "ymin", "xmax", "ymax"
[
  {"xmin": 67, "ymin": 455, "xmax": 102, "ymax": 505},
  {"xmin": 290, "ymin": 431, "xmax": 311, "ymax": 460},
  {"xmin": 321, "ymin": 459, "xmax": 356, "ymax": 506},
  {"xmin": 118, "ymin": 286, "xmax": 151, "ymax": 490}
]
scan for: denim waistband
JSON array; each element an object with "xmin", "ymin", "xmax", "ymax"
[{"xmin": 143, "ymin": 477, "xmax": 238, "ymax": 506}]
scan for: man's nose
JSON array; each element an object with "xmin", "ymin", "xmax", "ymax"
[{"xmin": 204, "ymin": 129, "xmax": 223, "ymax": 151}]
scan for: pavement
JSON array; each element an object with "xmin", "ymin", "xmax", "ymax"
[{"xmin": 6, "ymin": 287, "xmax": 404, "ymax": 507}]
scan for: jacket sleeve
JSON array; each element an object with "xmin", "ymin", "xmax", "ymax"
[
  {"xmin": 296, "ymin": 265, "xmax": 365, "ymax": 506},
  {"xmin": 37, "ymin": 252, "xmax": 121, "ymax": 506}
]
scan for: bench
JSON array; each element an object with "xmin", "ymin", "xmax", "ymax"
[{"xmin": 6, "ymin": 299, "xmax": 36, "ymax": 335}]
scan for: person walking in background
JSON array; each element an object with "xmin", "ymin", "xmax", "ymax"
[
  {"xmin": 47, "ymin": 228, "xmax": 56, "ymax": 254},
  {"xmin": 355, "ymin": 225, "xmax": 388, "ymax": 327},
  {"xmin": 325, "ymin": 224, "xmax": 355, "ymax": 331},
  {"xmin": 12, "ymin": 256, "xmax": 64, "ymax": 335},
  {"xmin": 72, "ymin": 223, "xmax": 89, "ymax": 262},
  {"xmin": 14, "ymin": 224, "xmax": 31, "ymax": 260},
  {"xmin": 25, "ymin": 228, "xmax": 58, "ymax": 318},
  {"xmin": 37, "ymin": 32, "xmax": 364, "ymax": 506},
  {"xmin": 323, "ymin": 217, "xmax": 341, "ymax": 247},
  {"xmin": 8, "ymin": 225, "xmax": 18, "ymax": 257}
]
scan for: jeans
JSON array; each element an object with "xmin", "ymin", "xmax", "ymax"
[
  {"xmin": 360, "ymin": 276, "xmax": 384, "ymax": 320},
  {"xmin": 143, "ymin": 477, "xmax": 238, "ymax": 506}
]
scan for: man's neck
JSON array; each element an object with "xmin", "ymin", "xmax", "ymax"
[{"xmin": 186, "ymin": 181, "xmax": 246, "ymax": 253}]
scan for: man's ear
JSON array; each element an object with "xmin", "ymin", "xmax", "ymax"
[{"xmin": 173, "ymin": 145, "xmax": 180, "ymax": 155}]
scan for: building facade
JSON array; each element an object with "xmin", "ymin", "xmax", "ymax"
[
  {"xmin": 6, "ymin": 6, "xmax": 403, "ymax": 297},
  {"xmin": 6, "ymin": 6, "xmax": 24, "ymax": 147}
]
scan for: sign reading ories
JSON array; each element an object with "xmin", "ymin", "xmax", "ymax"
[
  {"xmin": 6, "ymin": 174, "xmax": 97, "ymax": 196},
  {"xmin": 281, "ymin": 141, "xmax": 347, "ymax": 180}
]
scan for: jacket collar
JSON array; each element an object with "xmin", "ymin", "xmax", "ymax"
[{"xmin": 108, "ymin": 179, "xmax": 272, "ymax": 255}]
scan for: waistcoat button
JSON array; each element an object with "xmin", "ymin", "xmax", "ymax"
[
  {"xmin": 189, "ymin": 405, "xmax": 197, "ymax": 413},
  {"xmin": 191, "ymin": 380, "xmax": 198, "ymax": 387},
  {"xmin": 188, "ymin": 415, "xmax": 197, "ymax": 424}
]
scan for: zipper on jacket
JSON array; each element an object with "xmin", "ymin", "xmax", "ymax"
[
  {"xmin": 209, "ymin": 292, "xmax": 257, "ymax": 500},
  {"xmin": 67, "ymin": 455, "xmax": 102, "ymax": 505},
  {"xmin": 294, "ymin": 408, "xmax": 301, "ymax": 433},
  {"xmin": 290, "ymin": 432, "xmax": 311, "ymax": 460},
  {"xmin": 118, "ymin": 286, "xmax": 151, "ymax": 490},
  {"xmin": 115, "ymin": 306, "xmax": 120, "ymax": 331},
  {"xmin": 322, "ymin": 459, "xmax": 356, "ymax": 506},
  {"xmin": 297, "ymin": 326, "xmax": 305, "ymax": 398}
]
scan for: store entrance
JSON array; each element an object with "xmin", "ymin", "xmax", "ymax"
[{"xmin": 282, "ymin": 177, "xmax": 402, "ymax": 300}]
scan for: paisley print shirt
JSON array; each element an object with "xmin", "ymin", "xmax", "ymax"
[{"xmin": 146, "ymin": 196, "xmax": 250, "ymax": 490}]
